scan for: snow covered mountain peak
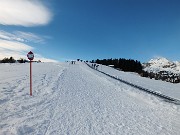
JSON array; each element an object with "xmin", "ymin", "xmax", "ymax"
[
  {"xmin": 148, "ymin": 57, "xmax": 173, "ymax": 66},
  {"xmin": 144, "ymin": 57, "xmax": 180, "ymax": 74}
]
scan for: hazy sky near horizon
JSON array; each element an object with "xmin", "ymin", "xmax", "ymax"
[{"xmin": 0, "ymin": 0, "xmax": 180, "ymax": 62}]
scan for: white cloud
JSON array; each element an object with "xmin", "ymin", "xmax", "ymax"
[
  {"xmin": 0, "ymin": 39, "xmax": 33, "ymax": 52},
  {"xmin": 15, "ymin": 31, "xmax": 45, "ymax": 43},
  {"xmin": 0, "ymin": 30, "xmax": 45, "ymax": 43},
  {"xmin": 0, "ymin": 39, "xmax": 33, "ymax": 59},
  {"xmin": 0, "ymin": 0, "xmax": 52, "ymax": 27},
  {"xmin": 0, "ymin": 39, "xmax": 58, "ymax": 62},
  {"xmin": 0, "ymin": 30, "xmax": 24, "ymax": 42}
]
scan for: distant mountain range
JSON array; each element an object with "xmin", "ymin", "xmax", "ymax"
[{"xmin": 143, "ymin": 57, "xmax": 180, "ymax": 74}]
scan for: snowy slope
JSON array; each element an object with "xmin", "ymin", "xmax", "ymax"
[
  {"xmin": 0, "ymin": 62, "xmax": 180, "ymax": 135},
  {"xmin": 143, "ymin": 57, "xmax": 180, "ymax": 74},
  {"xmin": 95, "ymin": 63, "xmax": 180, "ymax": 100}
]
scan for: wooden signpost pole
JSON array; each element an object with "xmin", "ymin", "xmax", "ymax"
[
  {"xmin": 27, "ymin": 51, "xmax": 34, "ymax": 96},
  {"xmin": 30, "ymin": 60, "xmax": 32, "ymax": 96}
]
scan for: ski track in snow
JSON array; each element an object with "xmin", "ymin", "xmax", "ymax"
[{"xmin": 0, "ymin": 62, "xmax": 180, "ymax": 135}]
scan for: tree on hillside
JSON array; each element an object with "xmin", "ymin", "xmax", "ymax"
[
  {"xmin": 17, "ymin": 58, "xmax": 28, "ymax": 63},
  {"xmin": 93, "ymin": 58, "xmax": 143, "ymax": 73},
  {"xmin": 9, "ymin": 57, "xmax": 16, "ymax": 63},
  {"xmin": 1, "ymin": 57, "xmax": 16, "ymax": 63},
  {"xmin": 1, "ymin": 57, "xmax": 9, "ymax": 63}
]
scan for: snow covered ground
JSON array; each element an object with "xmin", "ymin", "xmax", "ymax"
[
  {"xmin": 0, "ymin": 62, "xmax": 180, "ymax": 135},
  {"xmin": 95, "ymin": 63, "xmax": 180, "ymax": 100}
]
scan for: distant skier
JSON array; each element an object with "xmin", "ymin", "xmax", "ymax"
[
  {"xmin": 96, "ymin": 65, "xmax": 99, "ymax": 70},
  {"xmin": 71, "ymin": 61, "xmax": 75, "ymax": 64}
]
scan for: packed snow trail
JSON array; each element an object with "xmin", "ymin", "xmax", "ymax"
[{"xmin": 0, "ymin": 62, "xmax": 180, "ymax": 135}]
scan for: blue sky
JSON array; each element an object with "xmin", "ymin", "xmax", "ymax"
[{"xmin": 0, "ymin": 0, "xmax": 180, "ymax": 62}]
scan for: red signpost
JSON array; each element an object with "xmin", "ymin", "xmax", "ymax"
[{"xmin": 27, "ymin": 51, "xmax": 34, "ymax": 96}]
